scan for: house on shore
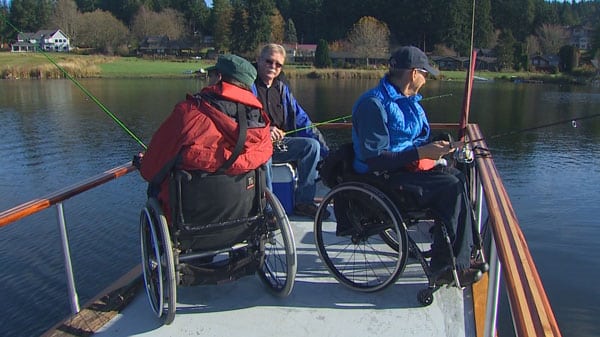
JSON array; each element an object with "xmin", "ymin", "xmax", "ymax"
[{"xmin": 11, "ymin": 29, "xmax": 71, "ymax": 52}]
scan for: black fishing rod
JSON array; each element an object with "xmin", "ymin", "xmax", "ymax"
[{"xmin": 1, "ymin": 15, "xmax": 147, "ymax": 150}]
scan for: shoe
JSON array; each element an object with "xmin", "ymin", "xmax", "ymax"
[
  {"xmin": 435, "ymin": 267, "xmax": 482, "ymax": 287},
  {"xmin": 471, "ymin": 259, "xmax": 489, "ymax": 273},
  {"xmin": 294, "ymin": 203, "xmax": 330, "ymax": 219}
]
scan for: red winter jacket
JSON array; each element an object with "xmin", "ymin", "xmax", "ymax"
[{"xmin": 139, "ymin": 82, "xmax": 272, "ymax": 216}]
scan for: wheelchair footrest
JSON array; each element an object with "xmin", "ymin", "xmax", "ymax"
[{"xmin": 178, "ymin": 251, "xmax": 260, "ymax": 286}]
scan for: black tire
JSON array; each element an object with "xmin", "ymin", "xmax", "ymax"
[
  {"xmin": 256, "ymin": 189, "xmax": 297, "ymax": 297},
  {"xmin": 140, "ymin": 198, "xmax": 177, "ymax": 325},
  {"xmin": 314, "ymin": 182, "xmax": 408, "ymax": 292}
]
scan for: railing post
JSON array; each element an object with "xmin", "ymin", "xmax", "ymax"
[
  {"xmin": 484, "ymin": 236, "xmax": 501, "ymax": 337},
  {"xmin": 56, "ymin": 202, "xmax": 80, "ymax": 314}
]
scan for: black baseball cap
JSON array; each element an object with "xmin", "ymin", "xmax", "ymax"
[{"xmin": 389, "ymin": 46, "xmax": 440, "ymax": 77}]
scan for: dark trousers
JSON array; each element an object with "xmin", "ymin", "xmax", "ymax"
[{"xmin": 387, "ymin": 166, "xmax": 474, "ymax": 270}]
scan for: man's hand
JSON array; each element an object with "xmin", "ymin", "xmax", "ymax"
[
  {"xmin": 270, "ymin": 126, "xmax": 285, "ymax": 141},
  {"xmin": 417, "ymin": 141, "xmax": 455, "ymax": 160}
]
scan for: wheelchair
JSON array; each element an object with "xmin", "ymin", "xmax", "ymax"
[
  {"xmin": 139, "ymin": 167, "xmax": 297, "ymax": 324},
  {"xmin": 314, "ymin": 144, "xmax": 486, "ymax": 306}
]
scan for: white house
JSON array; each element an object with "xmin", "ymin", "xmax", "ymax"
[{"xmin": 11, "ymin": 29, "xmax": 71, "ymax": 52}]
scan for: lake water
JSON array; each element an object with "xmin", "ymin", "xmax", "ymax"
[{"xmin": 1, "ymin": 77, "xmax": 599, "ymax": 337}]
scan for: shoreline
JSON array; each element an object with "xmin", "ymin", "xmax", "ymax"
[{"xmin": 0, "ymin": 53, "xmax": 595, "ymax": 85}]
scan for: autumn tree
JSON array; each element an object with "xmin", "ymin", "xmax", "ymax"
[
  {"xmin": 535, "ymin": 24, "xmax": 568, "ymax": 55},
  {"xmin": 130, "ymin": 6, "xmax": 186, "ymax": 41},
  {"xmin": 347, "ymin": 16, "xmax": 390, "ymax": 67},
  {"xmin": 76, "ymin": 9, "xmax": 129, "ymax": 54},
  {"xmin": 269, "ymin": 8, "xmax": 285, "ymax": 43}
]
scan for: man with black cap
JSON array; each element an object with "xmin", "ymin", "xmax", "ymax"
[
  {"xmin": 351, "ymin": 46, "xmax": 484, "ymax": 286},
  {"xmin": 139, "ymin": 54, "xmax": 271, "ymax": 220}
]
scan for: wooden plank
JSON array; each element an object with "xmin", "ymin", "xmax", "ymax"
[{"xmin": 41, "ymin": 265, "xmax": 142, "ymax": 337}]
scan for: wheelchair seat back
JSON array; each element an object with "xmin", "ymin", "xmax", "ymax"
[{"xmin": 170, "ymin": 167, "xmax": 266, "ymax": 251}]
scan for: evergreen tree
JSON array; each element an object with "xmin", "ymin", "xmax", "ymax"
[
  {"xmin": 284, "ymin": 18, "xmax": 297, "ymax": 44},
  {"xmin": 495, "ymin": 29, "xmax": 517, "ymax": 70},
  {"xmin": 314, "ymin": 38, "xmax": 331, "ymax": 68},
  {"xmin": 9, "ymin": 0, "xmax": 52, "ymax": 33},
  {"xmin": 474, "ymin": 0, "xmax": 494, "ymax": 49},
  {"xmin": 558, "ymin": 44, "xmax": 578, "ymax": 72},
  {"xmin": 229, "ymin": 0, "xmax": 250, "ymax": 54},
  {"xmin": 1, "ymin": 0, "xmax": 12, "ymax": 43},
  {"xmin": 246, "ymin": 0, "xmax": 275, "ymax": 52},
  {"xmin": 212, "ymin": 0, "xmax": 233, "ymax": 52}
]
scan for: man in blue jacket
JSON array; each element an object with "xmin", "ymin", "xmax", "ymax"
[
  {"xmin": 253, "ymin": 43, "xmax": 329, "ymax": 218},
  {"xmin": 352, "ymin": 46, "xmax": 483, "ymax": 286}
]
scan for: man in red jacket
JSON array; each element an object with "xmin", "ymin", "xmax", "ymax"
[{"xmin": 139, "ymin": 54, "xmax": 272, "ymax": 221}]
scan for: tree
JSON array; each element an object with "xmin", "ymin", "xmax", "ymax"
[
  {"xmin": 284, "ymin": 19, "xmax": 297, "ymax": 44},
  {"xmin": 269, "ymin": 8, "xmax": 285, "ymax": 43},
  {"xmin": 474, "ymin": 0, "xmax": 494, "ymax": 49},
  {"xmin": 9, "ymin": 0, "xmax": 52, "ymax": 33},
  {"xmin": 347, "ymin": 16, "xmax": 390, "ymax": 67},
  {"xmin": 535, "ymin": 24, "xmax": 568, "ymax": 55},
  {"xmin": 495, "ymin": 29, "xmax": 516, "ymax": 70},
  {"xmin": 76, "ymin": 9, "xmax": 129, "ymax": 54},
  {"xmin": 246, "ymin": 0, "xmax": 275, "ymax": 51},
  {"xmin": 130, "ymin": 6, "xmax": 186, "ymax": 41},
  {"xmin": 558, "ymin": 44, "xmax": 578, "ymax": 73},
  {"xmin": 229, "ymin": 0, "xmax": 250, "ymax": 54},
  {"xmin": 49, "ymin": 0, "xmax": 80, "ymax": 43},
  {"xmin": 314, "ymin": 39, "xmax": 331, "ymax": 68},
  {"xmin": 212, "ymin": 0, "xmax": 233, "ymax": 52}
]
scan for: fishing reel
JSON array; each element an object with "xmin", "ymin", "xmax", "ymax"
[{"xmin": 453, "ymin": 142, "xmax": 474, "ymax": 164}]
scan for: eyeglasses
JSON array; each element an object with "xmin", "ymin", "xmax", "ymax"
[
  {"xmin": 264, "ymin": 59, "xmax": 283, "ymax": 69},
  {"xmin": 415, "ymin": 68, "xmax": 429, "ymax": 79}
]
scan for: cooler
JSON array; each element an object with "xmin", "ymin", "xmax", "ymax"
[{"xmin": 272, "ymin": 163, "xmax": 297, "ymax": 214}]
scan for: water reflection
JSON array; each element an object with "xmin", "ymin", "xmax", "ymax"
[{"xmin": 0, "ymin": 78, "xmax": 599, "ymax": 337}]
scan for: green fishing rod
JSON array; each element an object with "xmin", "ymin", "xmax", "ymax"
[
  {"xmin": 1, "ymin": 15, "xmax": 147, "ymax": 150},
  {"xmin": 284, "ymin": 93, "xmax": 453, "ymax": 136}
]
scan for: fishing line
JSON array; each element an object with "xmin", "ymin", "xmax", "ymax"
[
  {"xmin": 1, "ymin": 15, "xmax": 147, "ymax": 150},
  {"xmin": 283, "ymin": 93, "xmax": 454, "ymax": 136},
  {"xmin": 463, "ymin": 112, "xmax": 600, "ymax": 145}
]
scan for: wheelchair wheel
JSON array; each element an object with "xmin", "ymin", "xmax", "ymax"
[
  {"xmin": 314, "ymin": 182, "xmax": 409, "ymax": 292},
  {"xmin": 140, "ymin": 198, "xmax": 177, "ymax": 324},
  {"xmin": 256, "ymin": 189, "xmax": 297, "ymax": 297}
]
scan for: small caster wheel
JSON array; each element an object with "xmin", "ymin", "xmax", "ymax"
[{"xmin": 418, "ymin": 289, "xmax": 434, "ymax": 306}]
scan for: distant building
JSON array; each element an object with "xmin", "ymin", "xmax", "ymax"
[
  {"xmin": 568, "ymin": 25, "xmax": 594, "ymax": 51},
  {"xmin": 531, "ymin": 55, "xmax": 560, "ymax": 72},
  {"xmin": 282, "ymin": 43, "xmax": 317, "ymax": 64},
  {"xmin": 11, "ymin": 29, "xmax": 71, "ymax": 52}
]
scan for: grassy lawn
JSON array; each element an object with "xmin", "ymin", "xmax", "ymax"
[
  {"xmin": 0, "ymin": 51, "xmax": 587, "ymax": 84},
  {"xmin": 98, "ymin": 57, "xmax": 212, "ymax": 78}
]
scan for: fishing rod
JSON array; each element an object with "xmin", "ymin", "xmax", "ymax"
[
  {"xmin": 283, "ymin": 93, "xmax": 454, "ymax": 136},
  {"xmin": 451, "ymin": 112, "xmax": 600, "ymax": 163},
  {"xmin": 1, "ymin": 15, "xmax": 147, "ymax": 150},
  {"xmin": 461, "ymin": 112, "xmax": 600, "ymax": 145}
]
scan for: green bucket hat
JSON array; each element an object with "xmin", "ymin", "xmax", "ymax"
[{"xmin": 209, "ymin": 54, "xmax": 257, "ymax": 88}]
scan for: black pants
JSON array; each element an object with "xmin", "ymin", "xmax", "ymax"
[{"xmin": 387, "ymin": 166, "xmax": 475, "ymax": 270}]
